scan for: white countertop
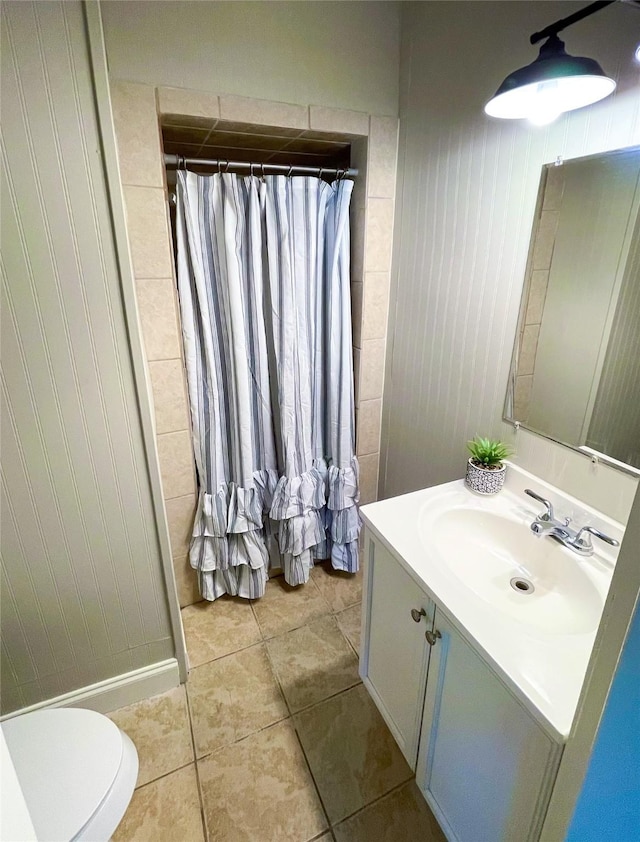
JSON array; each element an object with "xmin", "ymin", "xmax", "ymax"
[{"xmin": 360, "ymin": 463, "xmax": 622, "ymax": 741}]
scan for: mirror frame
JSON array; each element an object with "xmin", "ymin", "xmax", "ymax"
[{"xmin": 504, "ymin": 146, "xmax": 640, "ymax": 478}]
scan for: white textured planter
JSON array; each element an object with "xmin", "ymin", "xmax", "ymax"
[{"xmin": 465, "ymin": 458, "xmax": 506, "ymax": 495}]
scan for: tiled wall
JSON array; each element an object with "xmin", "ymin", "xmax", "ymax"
[
  {"xmin": 110, "ymin": 83, "xmax": 399, "ymax": 608},
  {"xmin": 513, "ymin": 166, "xmax": 563, "ymax": 420}
]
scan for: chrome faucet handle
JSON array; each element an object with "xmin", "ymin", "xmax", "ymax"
[
  {"xmin": 573, "ymin": 525, "xmax": 619, "ymax": 553},
  {"xmin": 524, "ymin": 488, "xmax": 555, "ymax": 522}
]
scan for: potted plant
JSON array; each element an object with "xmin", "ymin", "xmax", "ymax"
[{"xmin": 465, "ymin": 436, "xmax": 513, "ymax": 495}]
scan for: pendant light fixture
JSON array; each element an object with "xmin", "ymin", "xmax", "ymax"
[{"xmin": 485, "ymin": 0, "xmax": 618, "ymax": 125}]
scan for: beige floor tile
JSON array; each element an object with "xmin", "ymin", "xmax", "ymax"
[
  {"xmin": 295, "ymin": 684, "xmax": 412, "ymax": 824},
  {"xmin": 267, "ymin": 615, "xmax": 360, "ymax": 712},
  {"xmin": 311, "ymin": 561, "xmax": 363, "ymax": 612},
  {"xmin": 181, "ymin": 596, "xmax": 262, "ymax": 667},
  {"xmin": 336, "ymin": 603, "xmax": 362, "ymax": 655},
  {"xmin": 112, "ymin": 764, "xmax": 204, "ymax": 842},
  {"xmin": 251, "ymin": 576, "xmax": 330, "ymax": 638},
  {"xmin": 198, "ymin": 720, "xmax": 327, "ymax": 842},
  {"xmin": 188, "ymin": 643, "xmax": 288, "ymax": 757},
  {"xmin": 108, "ymin": 685, "xmax": 193, "ymax": 787},
  {"xmin": 333, "ymin": 781, "xmax": 446, "ymax": 842}
]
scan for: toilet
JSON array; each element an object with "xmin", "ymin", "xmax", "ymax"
[{"xmin": 1, "ymin": 708, "xmax": 138, "ymax": 842}]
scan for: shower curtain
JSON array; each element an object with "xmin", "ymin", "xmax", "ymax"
[{"xmin": 176, "ymin": 170, "xmax": 360, "ymax": 601}]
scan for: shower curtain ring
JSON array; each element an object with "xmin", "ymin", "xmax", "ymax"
[{"xmin": 287, "ymin": 166, "xmax": 293, "ymax": 178}]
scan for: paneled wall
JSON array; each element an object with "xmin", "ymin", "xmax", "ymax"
[
  {"xmin": 100, "ymin": 0, "xmax": 400, "ymax": 117},
  {"xmin": 383, "ymin": 0, "xmax": 640, "ymax": 520},
  {"xmin": 1, "ymin": 0, "xmax": 174, "ymax": 714}
]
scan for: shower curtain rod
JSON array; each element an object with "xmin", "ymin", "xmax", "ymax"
[{"xmin": 163, "ymin": 153, "xmax": 358, "ymax": 178}]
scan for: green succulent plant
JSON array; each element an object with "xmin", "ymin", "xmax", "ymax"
[{"xmin": 467, "ymin": 436, "xmax": 513, "ymax": 469}]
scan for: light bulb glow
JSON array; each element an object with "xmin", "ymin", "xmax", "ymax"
[
  {"xmin": 485, "ymin": 74, "xmax": 616, "ymax": 120},
  {"xmin": 526, "ymin": 80, "xmax": 562, "ymax": 125},
  {"xmin": 635, "ymin": 44, "xmax": 640, "ymax": 64},
  {"xmin": 528, "ymin": 107, "xmax": 561, "ymax": 127}
]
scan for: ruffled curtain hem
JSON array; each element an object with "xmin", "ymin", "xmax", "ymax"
[{"xmin": 189, "ymin": 457, "xmax": 361, "ymax": 601}]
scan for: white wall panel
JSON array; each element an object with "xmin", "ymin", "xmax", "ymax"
[
  {"xmin": 383, "ymin": 1, "xmax": 640, "ymax": 513},
  {"xmin": 101, "ymin": 0, "xmax": 400, "ymax": 117},
  {"xmin": 1, "ymin": 0, "xmax": 174, "ymax": 714}
]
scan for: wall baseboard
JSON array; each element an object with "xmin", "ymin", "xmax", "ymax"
[{"xmin": 0, "ymin": 659, "xmax": 181, "ymax": 721}]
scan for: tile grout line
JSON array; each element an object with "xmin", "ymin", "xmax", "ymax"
[
  {"xmin": 288, "ymin": 676, "xmax": 363, "ymax": 717},
  {"xmin": 186, "ymin": 621, "xmax": 362, "ymax": 765},
  {"xmin": 262, "ymin": 631, "xmax": 296, "ymax": 718},
  {"xmin": 172, "ymin": 587, "xmax": 364, "ymax": 841},
  {"xmin": 186, "ymin": 634, "xmax": 263, "ymax": 670},
  {"xmin": 343, "ymin": 636, "xmax": 360, "ymax": 659},
  {"xmin": 131, "ymin": 758, "xmax": 197, "ymax": 792},
  {"xmin": 290, "ymin": 683, "xmax": 380, "ymax": 837},
  {"xmin": 184, "ymin": 585, "xmax": 360, "ymax": 625},
  {"xmin": 309, "ymin": 830, "xmax": 337, "ymax": 842},
  {"xmin": 249, "ymin": 576, "xmax": 332, "ymax": 640},
  {"xmin": 189, "ymin": 647, "xmax": 359, "ymax": 766},
  {"xmin": 292, "ymin": 684, "xmax": 383, "ymax": 836},
  {"xmin": 179, "ymin": 574, "xmax": 362, "ymax": 839},
  {"xmin": 290, "ymin": 717, "xmax": 335, "ymax": 839},
  {"xmin": 145, "ymin": 355, "xmax": 185, "ymax": 364},
  {"xmin": 184, "ymin": 582, "xmax": 360, "ymax": 672},
  {"xmin": 194, "ymin": 715, "xmax": 292, "ymax": 764},
  {"xmin": 194, "ymin": 712, "xmax": 292, "ymax": 765},
  {"xmin": 329, "ymin": 776, "xmax": 416, "ymax": 833},
  {"xmin": 263, "ymin": 629, "xmax": 361, "ymax": 718},
  {"xmin": 187, "ymin": 639, "xmax": 290, "ymax": 762},
  {"xmin": 183, "ymin": 680, "xmax": 210, "ymax": 841}
]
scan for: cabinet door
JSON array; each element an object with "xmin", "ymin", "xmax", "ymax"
[
  {"xmin": 416, "ymin": 610, "xmax": 562, "ymax": 842},
  {"xmin": 361, "ymin": 533, "xmax": 435, "ymax": 767}
]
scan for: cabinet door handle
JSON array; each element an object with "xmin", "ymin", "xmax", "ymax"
[
  {"xmin": 425, "ymin": 629, "xmax": 442, "ymax": 646},
  {"xmin": 410, "ymin": 608, "xmax": 426, "ymax": 623}
]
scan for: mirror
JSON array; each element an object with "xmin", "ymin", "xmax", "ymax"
[{"xmin": 505, "ymin": 146, "xmax": 640, "ymax": 473}]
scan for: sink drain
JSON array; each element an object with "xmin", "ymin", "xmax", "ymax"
[{"xmin": 510, "ymin": 577, "xmax": 535, "ymax": 594}]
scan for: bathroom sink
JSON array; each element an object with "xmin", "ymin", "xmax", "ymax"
[
  {"xmin": 360, "ymin": 464, "xmax": 620, "ymax": 737},
  {"xmin": 425, "ymin": 507, "xmax": 604, "ymax": 635}
]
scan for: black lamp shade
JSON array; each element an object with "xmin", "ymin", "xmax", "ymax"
[{"xmin": 485, "ymin": 35, "xmax": 616, "ymax": 121}]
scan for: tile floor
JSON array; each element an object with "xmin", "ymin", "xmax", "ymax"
[{"xmin": 108, "ymin": 561, "xmax": 446, "ymax": 842}]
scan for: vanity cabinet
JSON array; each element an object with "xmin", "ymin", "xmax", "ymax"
[
  {"xmin": 360, "ymin": 536, "xmax": 435, "ymax": 766},
  {"xmin": 360, "ymin": 530, "xmax": 563, "ymax": 842},
  {"xmin": 416, "ymin": 610, "xmax": 561, "ymax": 842}
]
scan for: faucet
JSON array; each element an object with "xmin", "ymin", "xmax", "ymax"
[{"xmin": 524, "ymin": 488, "xmax": 619, "ymax": 557}]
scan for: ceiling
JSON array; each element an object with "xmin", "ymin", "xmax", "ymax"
[{"xmin": 161, "ymin": 118, "xmax": 352, "ymax": 171}]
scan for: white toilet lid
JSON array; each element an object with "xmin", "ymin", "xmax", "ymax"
[{"xmin": 2, "ymin": 708, "xmax": 124, "ymax": 842}]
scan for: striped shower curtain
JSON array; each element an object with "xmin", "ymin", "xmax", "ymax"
[{"xmin": 175, "ymin": 171, "xmax": 360, "ymax": 601}]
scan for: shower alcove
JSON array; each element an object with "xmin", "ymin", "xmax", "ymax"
[{"xmin": 109, "ymin": 83, "xmax": 398, "ymax": 609}]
